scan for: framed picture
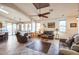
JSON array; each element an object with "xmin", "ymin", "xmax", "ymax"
[
  {"xmin": 48, "ymin": 22, "xmax": 55, "ymax": 28},
  {"xmin": 70, "ymin": 23, "xmax": 77, "ymax": 27}
]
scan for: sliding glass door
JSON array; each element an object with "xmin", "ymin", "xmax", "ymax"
[
  {"xmin": 12, "ymin": 24, "xmax": 17, "ymax": 35},
  {"xmin": 28, "ymin": 23, "xmax": 31, "ymax": 33},
  {"xmin": 6, "ymin": 22, "xmax": 41, "ymax": 35},
  {"xmin": 7, "ymin": 23, "xmax": 13, "ymax": 35},
  {"xmin": 6, "ymin": 23, "xmax": 17, "ymax": 35},
  {"xmin": 25, "ymin": 24, "xmax": 28, "ymax": 32}
]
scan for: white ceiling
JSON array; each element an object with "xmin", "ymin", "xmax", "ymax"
[
  {"xmin": 0, "ymin": 4, "xmax": 31, "ymax": 23},
  {"xmin": 49, "ymin": 3, "xmax": 79, "ymax": 19},
  {"xmin": 14, "ymin": 3, "xmax": 40, "ymax": 21},
  {"xmin": 0, "ymin": 3, "xmax": 79, "ymax": 23}
]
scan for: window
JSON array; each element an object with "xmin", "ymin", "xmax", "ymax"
[
  {"xmin": 31, "ymin": 22, "xmax": 36, "ymax": 32},
  {"xmin": 28, "ymin": 23, "xmax": 31, "ymax": 32},
  {"xmin": 7, "ymin": 23, "xmax": 13, "ymax": 35},
  {"xmin": 2, "ymin": 22, "xmax": 7, "ymax": 32},
  {"xmin": 21, "ymin": 24, "xmax": 24, "ymax": 31},
  {"xmin": 13, "ymin": 24, "xmax": 17, "ymax": 34},
  {"xmin": 25, "ymin": 24, "xmax": 28, "ymax": 32},
  {"xmin": 36, "ymin": 23, "xmax": 41, "ymax": 32},
  {"xmin": 59, "ymin": 20, "xmax": 66, "ymax": 32},
  {"xmin": 16, "ymin": 24, "xmax": 19, "ymax": 31}
]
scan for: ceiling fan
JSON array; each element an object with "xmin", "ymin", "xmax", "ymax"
[
  {"xmin": 30, "ymin": 3, "xmax": 50, "ymax": 18},
  {"xmin": 38, "ymin": 12, "xmax": 50, "ymax": 18},
  {"xmin": 29, "ymin": 12, "xmax": 50, "ymax": 18},
  {"xmin": 29, "ymin": 3, "xmax": 54, "ymax": 19}
]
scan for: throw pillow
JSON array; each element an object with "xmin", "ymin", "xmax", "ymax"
[
  {"xmin": 74, "ymin": 35, "xmax": 79, "ymax": 43},
  {"xmin": 66, "ymin": 37, "xmax": 74, "ymax": 47}
]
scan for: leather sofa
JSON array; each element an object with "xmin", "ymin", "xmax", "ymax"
[
  {"xmin": 0, "ymin": 32, "xmax": 8, "ymax": 42},
  {"xmin": 59, "ymin": 48, "xmax": 79, "ymax": 55},
  {"xmin": 40, "ymin": 31, "xmax": 54, "ymax": 39}
]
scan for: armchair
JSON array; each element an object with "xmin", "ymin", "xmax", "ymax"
[{"xmin": 16, "ymin": 32, "xmax": 27, "ymax": 43}]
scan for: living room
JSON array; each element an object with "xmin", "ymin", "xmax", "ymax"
[{"xmin": 0, "ymin": 3, "xmax": 79, "ymax": 55}]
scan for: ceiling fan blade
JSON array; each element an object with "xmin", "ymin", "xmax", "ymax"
[
  {"xmin": 42, "ymin": 15, "xmax": 48, "ymax": 18},
  {"xmin": 41, "ymin": 12, "xmax": 50, "ymax": 15},
  {"xmin": 39, "ymin": 15, "xmax": 48, "ymax": 18}
]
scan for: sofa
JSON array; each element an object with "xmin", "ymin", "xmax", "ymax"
[
  {"xmin": 40, "ymin": 31, "xmax": 54, "ymax": 39},
  {"xmin": 59, "ymin": 33, "xmax": 79, "ymax": 55},
  {"xmin": 0, "ymin": 32, "xmax": 8, "ymax": 42},
  {"xmin": 59, "ymin": 48, "xmax": 79, "ymax": 55}
]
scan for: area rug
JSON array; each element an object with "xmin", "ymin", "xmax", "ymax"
[{"xmin": 26, "ymin": 40, "xmax": 51, "ymax": 54}]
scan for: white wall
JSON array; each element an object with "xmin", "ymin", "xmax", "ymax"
[
  {"xmin": 40, "ymin": 17, "xmax": 78, "ymax": 39},
  {"xmin": 40, "ymin": 20, "xmax": 59, "ymax": 31}
]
